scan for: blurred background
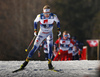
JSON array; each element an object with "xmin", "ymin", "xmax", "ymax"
[{"xmin": 0, "ymin": 0, "xmax": 100, "ymax": 60}]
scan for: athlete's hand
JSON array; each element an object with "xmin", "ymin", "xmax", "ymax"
[
  {"xmin": 53, "ymin": 49, "xmax": 56, "ymax": 53},
  {"xmin": 34, "ymin": 31, "xmax": 37, "ymax": 36},
  {"xmin": 57, "ymin": 31, "xmax": 61, "ymax": 37},
  {"xmin": 58, "ymin": 51, "xmax": 61, "ymax": 55},
  {"xmin": 53, "ymin": 50, "xmax": 57, "ymax": 56}
]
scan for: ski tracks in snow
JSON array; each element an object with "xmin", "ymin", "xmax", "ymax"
[{"xmin": 0, "ymin": 60, "xmax": 99, "ymax": 77}]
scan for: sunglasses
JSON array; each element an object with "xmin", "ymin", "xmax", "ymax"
[
  {"xmin": 43, "ymin": 13, "xmax": 50, "ymax": 15},
  {"xmin": 64, "ymin": 35, "xmax": 68, "ymax": 37}
]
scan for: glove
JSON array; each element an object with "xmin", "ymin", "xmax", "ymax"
[
  {"xmin": 58, "ymin": 52, "xmax": 61, "ymax": 55},
  {"xmin": 57, "ymin": 31, "xmax": 61, "ymax": 37},
  {"xmin": 34, "ymin": 31, "xmax": 37, "ymax": 36},
  {"xmin": 67, "ymin": 33, "xmax": 70, "ymax": 38}
]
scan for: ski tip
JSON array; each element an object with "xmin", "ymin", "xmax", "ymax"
[
  {"xmin": 12, "ymin": 70, "xmax": 18, "ymax": 73},
  {"xmin": 12, "ymin": 71, "xmax": 15, "ymax": 73},
  {"xmin": 12, "ymin": 68, "xmax": 24, "ymax": 73}
]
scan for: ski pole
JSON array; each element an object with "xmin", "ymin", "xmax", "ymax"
[{"xmin": 25, "ymin": 36, "xmax": 36, "ymax": 52}]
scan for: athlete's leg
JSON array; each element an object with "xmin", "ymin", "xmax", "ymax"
[
  {"xmin": 47, "ymin": 32, "xmax": 54, "ymax": 69},
  {"xmin": 53, "ymin": 53, "xmax": 60, "ymax": 61},
  {"xmin": 64, "ymin": 51, "xmax": 68, "ymax": 61},
  {"xmin": 28, "ymin": 35, "xmax": 45, "ymax": 58},
  {"xmin": 47, "ymin": 33, "xmax": 53, "ymax": 59},
  {"xmin": 45, "ymin": 53, "xmax": 48, "ymax": 60},
  {"xmin": 61, "ymin": 51, "xmax": 65, "ymax": 61},
  {"xmin": 20, "ymin": 31, "xmax": 46, "ymax": 69}
]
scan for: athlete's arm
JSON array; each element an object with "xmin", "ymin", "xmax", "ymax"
[{"xmin": 34, "ymin": 14, "xmax": 40, "ymax": 34}]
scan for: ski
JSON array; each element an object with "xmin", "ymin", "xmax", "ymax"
[
  {"xmin": 12, "ymin": 68, "xmax": 25, "ymax": 73},
  {"xmin": 48, "ymin": 69, "xmax": 64, "ymax": 73},
  {"xmin": 12, "ymin": 68, "xmax": 64, "ymax": 73}
]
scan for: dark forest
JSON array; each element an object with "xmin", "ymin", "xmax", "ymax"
[{"xmin": 0, "ymin": 0, "xmax": 100, "ymax": 60}]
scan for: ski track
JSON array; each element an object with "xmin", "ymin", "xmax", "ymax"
[{"xmin": 0, "ymin": 60, "xmax": 99, "ymax": 77}]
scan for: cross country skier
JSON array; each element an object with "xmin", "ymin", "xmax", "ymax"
[
  {"xmin": 72, "ymin": 45, "xmax": 80, "ymax": 60},
  {"xmin": 53, "ymin": 31, "xmax": 73, "ymax": 61},
  {"xmin": 20, "ymin": 5, "xmax": 61, "ymax": 69},
  {"xmin": 71, "ymin": 36, "xmax": 84, "ymax": 60}
]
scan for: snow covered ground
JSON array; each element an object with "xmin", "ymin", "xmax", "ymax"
[{"xmin": 0, "ymin": 60, "xmax": 100, "ymax": 77}]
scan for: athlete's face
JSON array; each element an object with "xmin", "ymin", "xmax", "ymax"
[
  {"xmin": 63, "ymin": 33, "xmax": 68, "ymax": 40},
  {"xmin": 43, "ymin": 12, "xmax": 50, "ymax": 18},
  {"xmin": 43, "ymin": 9, "xmax": 50, "ymax": 18},
  {"xmin": 74, "ymin": 46, "xmax": 77, "ymax": 49}
]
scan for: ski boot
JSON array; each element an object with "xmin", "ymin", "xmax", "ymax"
[
  {"xmin": 20, "ymin": 57, "xmax": 30, "ymax": 69},
  {"xmin": 48, "ymin": 59, "xmax": 54, "ymax": 69}
]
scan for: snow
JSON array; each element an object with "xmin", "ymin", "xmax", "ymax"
[{"xmin": 0, "ymin": 60, "xmax": 99, "ymax": 77}]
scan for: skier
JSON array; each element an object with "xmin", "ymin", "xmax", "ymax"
[
  {"xmin": 53, "ymin": 31, "xmax": 73, "ymax": 61},
  {"xmin": 20, "ymin": 5, "xmax": 61, "ymax": 69},
  {"xmin": 71, "ymin": 36, "xmax": 84, "ymax": 60},
  {"xmin": 72, "ymin": 45, "xmax": 80, "ymax": 60}
]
